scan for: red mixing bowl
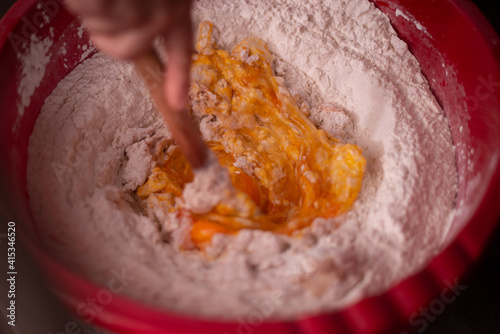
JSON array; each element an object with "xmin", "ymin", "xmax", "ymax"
[{"xmin": 1, "ymin": 0, "xmax": 499, "ymax": 333}]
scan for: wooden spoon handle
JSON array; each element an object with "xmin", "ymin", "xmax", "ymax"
[{"xmin": 133, "ymin": 48, "xmax": 208, "ymax": 169}]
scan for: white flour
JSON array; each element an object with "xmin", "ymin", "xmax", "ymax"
[
  {"xmin": 182, "ymin": 150, "xmax": 235, "ymax": 214},
  {"xmin": 15, "ymin": 35, "xmax": 52, "ymax": 131},
  {"xmin": 27, "ymin": 0, "xmax": 457, "ymax": 320}
]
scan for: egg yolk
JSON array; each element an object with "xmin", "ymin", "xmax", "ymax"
[{"xmin": 137, "ymin": 22, "xmax": 366, "ymax": 249}]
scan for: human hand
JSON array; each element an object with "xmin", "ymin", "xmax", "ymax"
[{"xmin": 65, "ymin": 0, "xmax": 193, "ymax": 112}]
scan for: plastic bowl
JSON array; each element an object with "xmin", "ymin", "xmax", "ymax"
[{"xmin": 1, "ymin": 0, "xmax": 499, "ymax": 333}]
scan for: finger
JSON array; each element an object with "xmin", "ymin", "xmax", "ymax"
[
  {"xmin": 91, "ymin": 29, "xmax": 156, "ymax": 60},
  {"xmin": 73, "ymin": 0, "xmax": 152, "ymax": 35},
  {"xmin": 164, "ymin": 9, "xmax": 193, "ymax": 112},
  {"xmin": 83, "ymin": 12, "xmax": 145, "ymax": 35},
  {"xmin": 89, "ymin": 3, "xmax": 172, "ymax": 60},
  {"xmin": 65, "ymin": 0, "xmax": 114, "ymax": 16}
]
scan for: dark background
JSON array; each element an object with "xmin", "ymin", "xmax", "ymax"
[{"xmin": 1, "ymin": 1, "xmax": 499, "ymax": 334}]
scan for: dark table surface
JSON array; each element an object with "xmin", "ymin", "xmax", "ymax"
[{"xmin": 1, "ymin": 1, "xmax": 499, "ymax": 334}]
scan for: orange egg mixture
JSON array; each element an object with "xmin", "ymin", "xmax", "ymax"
[{"xmin": 137, "ymin": 22, "xmax": 366, "ymax": 249}]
